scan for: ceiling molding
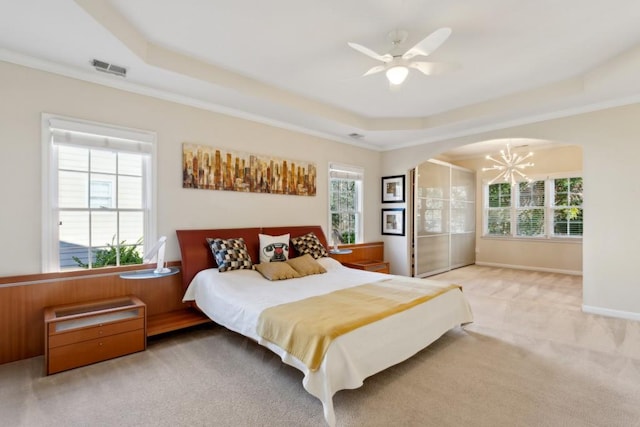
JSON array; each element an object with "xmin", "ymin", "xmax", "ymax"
[
  {"xmin": 74, "ymin": 0, "xmax": 368, "ymax": 129},
  {"xmin": 5, "ymin": 1, "xmax": 640, "ymax": 151},
  {"xmin": 0, "ymin": 48, "xmax": 376, "ymax": 151},
  {"xmin": 77, "ymin": 0, "xmax": 637, "ymax": 139}
]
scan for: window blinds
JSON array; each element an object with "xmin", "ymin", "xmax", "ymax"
[
  {"xmin": 329, "ymin": 162, "xmax": 364, "ymax": 181},
  {"xmin": 49, "ymin": 117, "xmax": 154, "ymax": 155}
]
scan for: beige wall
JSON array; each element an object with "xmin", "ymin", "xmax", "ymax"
[
  {"xmin": 452, "ymin": 145, "xmax": 583, "ymax": 274},
  {"xmin": 3, "ymin": 59, "xmax": 639, "ymax": 321},
  {"xmin": 0, "ymin": 61, "xmax": 382, "ymax": 276},
  {"xmin": 382, "ymin": 104, "xmax": 640, "ymax": 320}
]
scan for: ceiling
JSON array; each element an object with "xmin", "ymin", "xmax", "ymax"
[{"xmin": 2, "ymin": 0, "xmax": 640, "ymax": 153}]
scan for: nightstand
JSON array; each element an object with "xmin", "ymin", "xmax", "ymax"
[
  {"xmin": 44, "ymin": 296, "xmax": 146, "ymax": 375},
  {"xmin": 343, "ymin": 259, "xmax": 390, "ymax": 274}
]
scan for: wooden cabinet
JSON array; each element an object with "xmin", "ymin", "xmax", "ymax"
[
  {"xmin": 44, "ymin": 296, "xmax": 146, "ymax": 375},
  {"xmin": 343, "ymin": 260, "xmax": 390, "ymax": 274}
]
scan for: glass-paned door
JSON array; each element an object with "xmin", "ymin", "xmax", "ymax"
[{"xmin": 413, "ymin": 160, "xmax": 475, "ymax": 277}]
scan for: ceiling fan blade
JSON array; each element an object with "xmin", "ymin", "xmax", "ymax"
[
  {"xmin": 362, "ymin": 65, "xmax": 386, "ymax": 76},
  {"xmin": 409, "ymin": 61, "xmax": 457, "ymax": 76},
  {"xmin": 348, "ymin": 42, "xmax": 393, "ymax": 63},
  {"xmin": 402, "ymin": 27, "xmax": 452, "ymax": 60}
]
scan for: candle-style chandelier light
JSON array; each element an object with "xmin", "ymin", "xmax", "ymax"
[{"xmin": 482, "ymin": 143, "xmax": 534, "ymax": 185}]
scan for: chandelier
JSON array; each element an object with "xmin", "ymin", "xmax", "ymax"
[{"xmin": 482, "ymin": 143, "xmax": 534, "ymax": 185}]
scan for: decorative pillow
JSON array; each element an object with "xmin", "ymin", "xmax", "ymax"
[
  {"xmin": 259, "ymin": 233, "xmax": 290, "ymax": 263},
  {"xmin": 286, "ymin": 254, "xmax": 327, "ymax": 277},
  {"xmin": 255, "ymin": 262, "xmax": 301, "ymax": 281},
  {"xmin": 206, "ymin": 237, "xmax": 254, "ymax": 272},
  {"xmin": 290, "ymin": 232, "xmax": 328, "ymax": 259}
]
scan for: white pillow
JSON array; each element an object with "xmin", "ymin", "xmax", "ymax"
[{"xmin": 259, "ymin": 233, "xmax": 290, "ymax": 263}]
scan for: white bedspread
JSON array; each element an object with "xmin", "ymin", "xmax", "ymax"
[{"xmin": 183, "ymin": 257, "xmax": 473, "ymax": 426}]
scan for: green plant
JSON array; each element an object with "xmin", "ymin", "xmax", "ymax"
[
  {"xmin": 341, "ymin": 231, "xmax": 356, "ymax": 244},
  {"xmin": 73, "ymin": 236, "xmax": 143, "ymax": 268}
]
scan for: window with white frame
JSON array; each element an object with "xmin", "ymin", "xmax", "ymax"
[
  {"xmin": 42, "ymin": 115, "xmax": 156, "ymax": 271},
  {"xmin": 484, "ymin": 175, "xmax": 583, "ymax": 238},
  {"xmin": 552, "ymin": 177, "xmax": 584, "ymax": 236},
  {"xmin": 516, "ymin": 180, "xmax": 545, "ymax": 236},
  {"xmin": 328, "ymin": 163, "xmax": 363, "ymax": 245}
]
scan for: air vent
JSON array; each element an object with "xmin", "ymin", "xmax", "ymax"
[{"xmin": 91, "ymin": 59, "xmax": 127, "ymax": 77}]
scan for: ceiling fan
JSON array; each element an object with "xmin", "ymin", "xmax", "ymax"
[{"xmin": 348, "ymin": 27, "xmax": 454, "ymax": 86}]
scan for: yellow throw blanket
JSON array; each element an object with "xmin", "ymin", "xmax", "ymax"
[{"xmin": 257, "ymin": 278, "xmax": 462, "ymax": 371}]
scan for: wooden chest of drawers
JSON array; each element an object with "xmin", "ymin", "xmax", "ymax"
[{"xmin": 44, "ymin": 296, "xmax": 146, "ymax": 375}]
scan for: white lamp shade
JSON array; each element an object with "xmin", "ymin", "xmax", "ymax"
[{"xmin": 386, "ymin": 66, "xmax": 409, "ymax": 85}]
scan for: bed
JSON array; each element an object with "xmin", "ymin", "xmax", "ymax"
[{"xmin": 177, "ymin": 225, "xmax": 473, "ymax": 426}]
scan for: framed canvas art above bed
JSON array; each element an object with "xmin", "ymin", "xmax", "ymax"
[{"xmin": 182, "ymin": 143, "xmax": 317, "ymax": 196}]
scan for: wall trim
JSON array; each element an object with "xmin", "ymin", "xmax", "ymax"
[
  {"xmin": 582, "ymin": 305, "xmax": 640, "ymax": 322},
  {"xmin": 475, "ymin": 261, "xmax": 582, "ymax": 276},
  {"xmin": 0, "ymin": 48, "xmax": 371, "ymax": 151},
  {"xmin": 0, "ymin": 261, "xmax": 181, "ymax": 288}
]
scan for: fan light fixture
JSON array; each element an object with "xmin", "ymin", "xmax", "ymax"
[
  {"xmin": 482, "ymin": 143, "xmax": 534, "ymax": 186},
  {"xmin": 386, "ymin": 65, "xmax": 409, "ymax": 85},
  {"xmin": 348, "ymin": 27, "xmax": 453, "ymax": 88}
]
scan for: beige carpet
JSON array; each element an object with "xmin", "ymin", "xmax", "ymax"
[{"xmin": 2, "ymin": 265, "xmax": 640, "ymax": 426}]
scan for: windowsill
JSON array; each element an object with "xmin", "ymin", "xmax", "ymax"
[
  {"xmin": 120, "ymin": 266, "xmax": 180, "ymax": 279},
  {"xmin": 329, "ymin": 249, "xmax": 353, "ymax": 255},
  {"xmin": 0, "ymin": 261, "xmax": 180, "ymax": 286},
  {"xmin": 481, "ymin": 235, "xmax": 582, "ymax": 244}
]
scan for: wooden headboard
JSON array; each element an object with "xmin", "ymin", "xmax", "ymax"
[{"xmin": 176, "ymin": 225, "xmax": 329, "ymax": 290}]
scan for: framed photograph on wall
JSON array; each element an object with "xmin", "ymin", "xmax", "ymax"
[
  {"xmin": 381, "ymin": 175, "xmax": 405, "ymax": 203},
  {"xmin": 381, "ymin": 208, "xmax": 405, "ymax": 236}
]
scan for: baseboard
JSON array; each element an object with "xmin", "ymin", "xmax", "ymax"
[
  {"xmin": 582, "ymin": 305, "xmax": 640, "ymax": 321},
  {"xmin": 474, "ymin": 261, "xmax": 582, "ymax": 276}
]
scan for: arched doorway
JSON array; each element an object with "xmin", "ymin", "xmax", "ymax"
[{"xmin": 410, "ymin": 138, "xmax": 583, "ymax": 277}]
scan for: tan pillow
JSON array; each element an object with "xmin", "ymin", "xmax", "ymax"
[
  {"xmin": 255, "ymin": 262, "xmax": 301, "ymax": 281},
  {"xmin": 286, "ymin": 254, "xmax": 327, "ymax": 277}
]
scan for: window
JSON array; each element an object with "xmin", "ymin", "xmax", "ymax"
[
  {"xmin": 329, "ymin": 163, "xmax": 363, "ymax": 245},
  {"xmin": 517, "ymin": 180, "xmax": 545, "ymax": 236},
  {"xmin": 486, "ymin": 182, "xmax": 511, "ymax": 235},
  {"xmin": 553, "ymin": 177, "xmax": 584, "ymax": 236},
  {"xmin": 484, "ymin": 175, "xmax": 583, "ymax": 239},
  {"xmin": 42, "ymin": 115, "xmax": 156, "ymax": 271}
]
